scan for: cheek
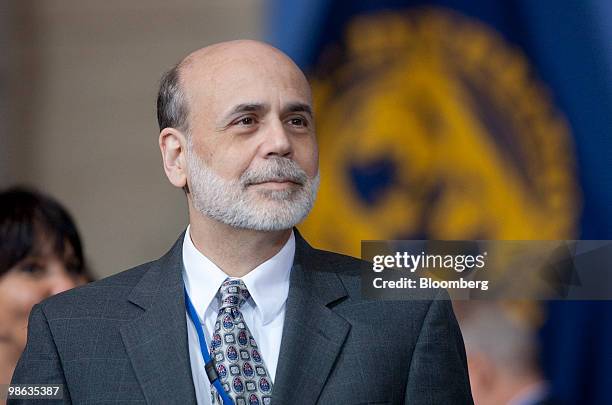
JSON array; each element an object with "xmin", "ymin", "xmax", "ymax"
[
  {"xmin": 211, "ymin": 145, "xmax": 258, "ymax": 180},
  {"xmin": 0, "ymin": 276, "xmax": 47, "ymax": 341},
  {"xmin": 0, "ymin": 278, "xmax": 46, "ymax": 317},
  {"xmin": 218, "ymin": 159, "xmax": 253, "ymax": 180},
  {"xmin": 295, "ymin": 137, "xmax": 319, "ymax": 177}
]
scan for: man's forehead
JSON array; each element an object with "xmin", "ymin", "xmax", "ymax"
[{"xmin": 178, "ymin": 40, "xmax": 311, "ymax": 104}]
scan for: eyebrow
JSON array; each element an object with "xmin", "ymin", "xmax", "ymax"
[
  {"xmin": 282, "ymin": 102, "xmax": 313, "ymax": 117},
  {"xmin": 218, "ymin": 103, "xmax": 267, "ymax": 128},
  {"xmin": 228, "ymin": 103, "xmax": 266, "ymax": 115},
  {"xmin": 218, "ymin": 101, "xmax": 314, "ymax": 129}
]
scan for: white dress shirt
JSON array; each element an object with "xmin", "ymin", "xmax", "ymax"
[{"xmin": 182, "ymin": 225, "xmax": 295, "ymax": 405}]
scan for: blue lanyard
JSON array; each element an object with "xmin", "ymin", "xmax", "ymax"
[{"xmin": 184, "ymin": 287, "xmax": 234, "ymax": 405}]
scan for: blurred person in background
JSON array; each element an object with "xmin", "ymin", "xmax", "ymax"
[
  {"xmin": 460, "ymin": 303, "xmax": 557, "ymax": 405},
  {"xmin": 0, "ymin": 187, "xmax": 92, "ymax": 384}
]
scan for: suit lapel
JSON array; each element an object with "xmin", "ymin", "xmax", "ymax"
[
  {"xmin": 119, "ymin": 233, "xmax": 197, "ymax": 404},
  {"xmin": 117, "ymin": 229, "xmax": 349, "ymax": 404},
  {"xmin": 272, "ymin": 231, "xmax": 351, "ymax": 404}
]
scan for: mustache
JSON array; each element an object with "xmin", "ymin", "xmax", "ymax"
[{"xmin": 241, "ymin": 158, "xmax": 309, "ymax": 187}]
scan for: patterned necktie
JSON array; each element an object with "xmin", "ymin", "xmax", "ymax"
[{"xmin": 210, "ymin": 278, "xmax": 273, "ymax": 405}]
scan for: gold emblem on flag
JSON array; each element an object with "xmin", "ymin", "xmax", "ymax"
[{"xmin": 300, "ymin": 8, "xmax": 579, "ymax": 257}]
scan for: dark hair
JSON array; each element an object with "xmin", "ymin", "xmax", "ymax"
[
  {"xmin": 156, "ymin": 63, "xmax": 192, "ymax": 194},
  {"xmin": 156, "ymin": 63, "xmax": 189, "ymax": 133},
  {"xmin": 0, "ymin": 186, "xmax": 91, "ymax": 279}
]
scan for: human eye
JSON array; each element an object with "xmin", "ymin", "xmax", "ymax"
[
  {"xmin": 286, "ymin": 115, "xmax": 309, "ymax": 128},
  {"xmin": 17, "ymin": 259, "xmax": 45, "ymax": 277},
  {"xmin": 232, "ymin": 115, "xmax": 258, "ymax": 127}
]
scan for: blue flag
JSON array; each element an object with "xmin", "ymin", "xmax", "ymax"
[{"xmin": 268, "ymin": 0, "xmax": 612, "ymax": 403}]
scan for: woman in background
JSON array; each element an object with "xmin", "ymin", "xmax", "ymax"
[{"xmin": 0, "ymin": 187, "xmax": 92, "ymax": 384}]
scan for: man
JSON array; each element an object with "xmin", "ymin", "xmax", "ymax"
[
  {"xmin": 461, "ymin": 303, "xmax": 556, "ymax": 405},
  {"xmin": 11, "ymin": 40, "xmax": 472, "ymax": 404}
]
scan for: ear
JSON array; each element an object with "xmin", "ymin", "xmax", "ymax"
[{"xmin": 159, "ymin": 127, "xmax": 188, "ymax": 189}]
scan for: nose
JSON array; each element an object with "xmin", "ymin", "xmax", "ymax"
[
  {"xmin": 47, "ymin": 271, "xmax": 77, "ymax": 296},
  {"xmin": 260, "ymin": 119, "xmax": 292, "ymax": 158}
]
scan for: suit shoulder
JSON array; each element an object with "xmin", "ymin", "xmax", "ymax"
[
  {"xmin": 309, "ymin": 247, "xmax": 365, "ymax": 275},
  {"xmin": 310, "ymin": 248, "xmax": 444, "ymax": 303},
  {"xmin": 308, "ymin": 248, "xmax": 369, "ymax": 296},
  {"xmin": 37, "ymin": 259, "xmax": 157, "ymax": 318}
]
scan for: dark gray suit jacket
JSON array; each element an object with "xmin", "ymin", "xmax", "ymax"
[{"xmin": 11, "ymin": 231, "xmax": 473, "ymax": 404}]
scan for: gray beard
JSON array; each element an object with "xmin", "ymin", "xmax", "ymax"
[{"xmin": 186, "ymin": 148, "xmax": 319, "ymax": 231}]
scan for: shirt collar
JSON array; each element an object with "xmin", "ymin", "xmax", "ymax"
[{"xmin": 182, "ymin": 225, "xmax": 295, "ymax": 325}]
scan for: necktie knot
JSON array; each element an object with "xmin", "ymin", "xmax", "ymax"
[{"xmin": 218, "ymin": 278, "xmax": 250, "ymax": 311}]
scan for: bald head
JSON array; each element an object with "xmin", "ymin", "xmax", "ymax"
[
  {"xmin": 181, "ymin": 40, "xmax": 306, "ymax": 81},
  {"xmin": 156, "ymin": 40, "xmax": 311, "ymax": 134}
]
